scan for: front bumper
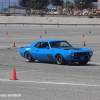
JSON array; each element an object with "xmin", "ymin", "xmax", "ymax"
[{"xmin": 64, "ymin": 52, "xmax": 93, "ymax": 62}]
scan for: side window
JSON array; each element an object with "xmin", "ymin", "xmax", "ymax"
[
  {"xmin": 44, "ymin": 42, "xmax": 49, "ymax": 48},
  {"xmin": 60, "ymin": 42, "xmax": 69, "ymax": 46},
  {"xmin": 35, "ymin": 42, "xmax": 49, "ymax": 49},
  {"xmin": 41, "ymin": 42, "xmax": 48, "ymax": 48},
  {"xmin": 34, "ymin": 42, "xmax": 40, "ymax": 48}
]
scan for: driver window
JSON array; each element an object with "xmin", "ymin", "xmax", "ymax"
[
  {"xmin": 41, "ymin": 42, "xmax": 49, "ymax": 48},
  {"xmin": 34, "ymin": 42, "xmax": 49, "ymax": 49}
]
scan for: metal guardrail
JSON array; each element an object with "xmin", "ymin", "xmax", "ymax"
[{"xmin": 0, "ymin": 23, "xmax": 100, "ymax": 27}]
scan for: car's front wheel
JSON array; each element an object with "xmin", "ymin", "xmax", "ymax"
[
  {"xmin": 56, "ymin": 54, "xmax": 65, "ymax": 65},
  {"xmin": 78, "ymin": 61, "xmax": 88, "ymax": 65},
  {"xmin": 24, "ymin": 52, "xmax": 35, "ymax": 62}
]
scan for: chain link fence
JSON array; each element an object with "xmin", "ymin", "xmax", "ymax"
[
  {"xmin": 0, "ymin": 2, "xmax": 18, "ymax": 11},
  {"xmin": 0, "ymin": 2, "xmax": 100, "ymax": 17}
]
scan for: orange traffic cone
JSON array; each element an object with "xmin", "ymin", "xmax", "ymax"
[
  {"xmin": 45, "ymin": 30, "xmax": 47, "ymax": 34},
  {"xmin": 82, "ymin": 33, "xmax": 85, "ymax": 37},
  {"xmin": 83, "ymin": 41, "xmax": 86, "ymax": 46},
  {"xmin": 12, "ymin": 42, "xmax": 16, "ymax": 47},
  {"xmin": 6, "ymin": 31, "xmax": 8, "ymax": 35},
  {"xmin": 40, "ymin": 34, "xmax": 42, "ymax": 38},
  {"xmin": 11, "ymin": 68, "xmax": 17, "ymax": 80}
]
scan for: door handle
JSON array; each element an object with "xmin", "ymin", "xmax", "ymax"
[{"xmin": 37, "ymin": 50, "xmax": 39, "ymax": 51}]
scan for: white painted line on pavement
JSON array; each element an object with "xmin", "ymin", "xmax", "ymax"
[
  {"xmin": 0, "ymin": 45, "xmax": 23, "ymax": 48},
  {"xmin": 89, "ymin": 42, "xmax": 100, "ymax": 44},
  {"xmin": 72, "ymin": 41, "xmax": 100, "ymax": 45},
  {"xmin": 0, "ymin": 37, "xmax": 38, "ymax": 40},
  {"xmin": 0, "ymin": 46, "xmax": 11, "ymax": 48},
  {"xmin": 0, "ymin": 79, "xmax": 100, "ymax": 87},
  {"xmin": 0, "ymin": 70, "xmax": 43, "ymax": 75}
]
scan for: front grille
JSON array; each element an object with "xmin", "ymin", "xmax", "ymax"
[
  {"xmin": 74, "ymin": 52, "xmax": 89, "ymax": 57},
  {"xmin": 84, "ymin": 56, "xmax": 89, "ymax": 59},
  {"xmin": 74, "ymin": 57, "xmax": 80, "ymax": 59}
]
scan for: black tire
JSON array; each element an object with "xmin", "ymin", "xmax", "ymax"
[
  {"xmin": 56, "ymin": 54, "xmax": 65, "ymax": 65},
  {"xmin": 78, "ymin": 61, "xmax": 88, "ymax": 65},
  {"xmin": 24, "ymin": 52, "xmax": 35, "ymax": 62}
]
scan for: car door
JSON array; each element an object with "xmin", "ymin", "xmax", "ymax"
[{"xmin": 34, "ymin": 42, "xmax": 50, "ymax": 61}]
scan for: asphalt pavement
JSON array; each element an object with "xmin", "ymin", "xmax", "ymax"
[{"xmin": 0, "ymin": 25, "xmax": 100, "ymax": 100}]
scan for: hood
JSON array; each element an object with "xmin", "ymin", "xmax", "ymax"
[
  {"xmin": 61, "ymin": 47, "xmax": 81, "ymax": 50},
  {"xmin": 59, "ymin": 47, "xmax": 92, "ymax": 52}
]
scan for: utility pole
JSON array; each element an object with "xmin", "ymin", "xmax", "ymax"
[
  {"xmin": 81, "ymin": 0, "xmax": 83, "ymax": 15},
  {"xmin": 9, "ymin": 0, "xmax": 10, "ymax": 12},
  {"xmin": 1, "ymin": 2, "xmax": 3, "ymax": 15},
  {"xmin": 80, "ymin": 0, "xmax": 83, "ymax": 15}
]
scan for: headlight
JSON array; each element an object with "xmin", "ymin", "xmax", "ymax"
[
  {"xmin": 71, "ymin": 53, "xmax": 74, "ymax": 56},
  {"xmin": 89, "ymin": 52, "xmax": 93, "ymax": 55}
]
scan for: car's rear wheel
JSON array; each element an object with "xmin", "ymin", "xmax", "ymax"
[
  {"xmin": 56, "ymin": 54, "xmax": 65, "ymax": 65},
  {"xmin": 78, "ymin": 61, "xmax": 88, "ymax": 65},
  {"xmin": 24, "ymin": 52, "xmax": 35, "ymax": 62}
]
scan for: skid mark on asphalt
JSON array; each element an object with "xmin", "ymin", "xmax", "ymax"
[{"xmin": 0, "ymin": 79, "xmax": 100, "ymax": 87}]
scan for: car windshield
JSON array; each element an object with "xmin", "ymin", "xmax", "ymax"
[{"xmin": 50, "ymin": 41, "xmax": 72, "ymax": 48}]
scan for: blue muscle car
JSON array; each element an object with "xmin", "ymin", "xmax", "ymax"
[{"xmin": 19, "ymin": 39, "xmax": 93, "ymax": 65}]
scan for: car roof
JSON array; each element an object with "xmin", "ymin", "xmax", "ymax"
[
  {"xmin": 35, "ymin": 39, "xmax": 66, "ymax": 42},
  {"xmin": 31, "ymin": 39, "xmax": 67, "ymax": 46}
]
